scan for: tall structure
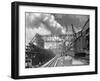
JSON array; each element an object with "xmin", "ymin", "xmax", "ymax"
[
  {"xmin": 30, "ymin": 33, "xmax": 44, "ymax": 48},
  {"xmin": 73, "ymin": 19, "xmax": 89, "ymax": 54}
]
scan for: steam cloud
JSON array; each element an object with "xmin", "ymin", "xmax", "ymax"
[
  {"xmin": 26, "ymin": 13, "xmax": 66, "ymax": 44},
  {"xmin": 26, "ymin": 13, "xmax": 89, "ymax": 44}
]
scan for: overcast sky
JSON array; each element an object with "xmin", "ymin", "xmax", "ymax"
[{"xmin": 25, "ymin": 13, "xmax": 89, "ymax": 44}]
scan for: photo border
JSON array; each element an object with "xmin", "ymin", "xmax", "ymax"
[{"xmin": 11, "ymin": 1, "xmax": 98, "ymax": 79}]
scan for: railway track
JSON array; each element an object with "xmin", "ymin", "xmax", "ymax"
[
  {"xmin": 41, "ymin": 55, "xmax": 87, "ymax": 67},
  {"xmin": 41, "ymin": 55, "xmax": 73, "ymax": 67},
  {"xmin": 41, "ymin": 55, "xmax": 60, "ymax": 67}
]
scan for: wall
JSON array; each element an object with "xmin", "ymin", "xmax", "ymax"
[{"xmin": 0, "ymin": 0, "xmax": 99, "ymax": 81}]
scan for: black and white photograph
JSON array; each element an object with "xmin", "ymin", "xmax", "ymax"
[
  {"xmin": 25, "ymin": 13, "xmax": 90, "ymax": 68},
  {"xmin": 11, "ymin": 1, "xmax": 97, "ymax": 79}
]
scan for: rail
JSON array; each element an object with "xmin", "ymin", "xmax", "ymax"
[{"xmin": 41, "ymin": 55, "xmax": 59, "ymax": 67}]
